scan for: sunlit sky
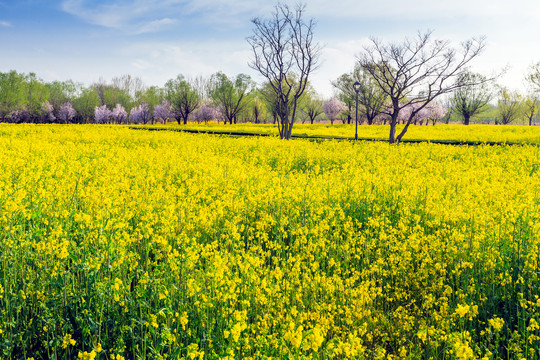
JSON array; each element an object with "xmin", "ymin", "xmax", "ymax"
[{"xmin": 1, "ymin": 0, "xmax": 540, "ymax": 97}]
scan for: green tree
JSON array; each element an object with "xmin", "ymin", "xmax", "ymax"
[
  {"xmin": 523, "ymin": 96, "xmax": 538, "ymax": 126},
  {"xmin": 496, "ymin": 87, "xmax": 523, "ymax": 125},
  {"xmin": 0, "ymin": 71, "xmax": 26, "ymax": 120},
  {"xmin": 72, "ymin": 86, "xmax": 100, "ymax": 124},
  {"xmin": 209, "ymin": 72, "xmax": 254, "ymax": 124},
  {"xmin": 94, "ymin": 82, "xmax": 132, "ymax": 115},
  {"xmin": 24, "ymin": 72, "xmax": 49, "ymax": 121},
  {"xmin": 332, "ymin": 72, "xmax": 355, "ymax": 124},
  {"xmin": 450, "ymin": 72, "xmax": 493, "ymax": 125},
  {"xmin": 165, "ymin": 75, "xmax": 200, "ymax": 125},
  {"xmin": 332, "ymin": 66, "xmax": 387, "ymax": 125},
  {"xmin": 47, "ymin": 80, "xmax": 78, "ymax": 117},
  {"xmin": 301, "ymin": 96, "xmax": 323, "ymax": 124},
  {"xmin": 249, "ymin": 96, "xmax": 267, "ymax": 124},
  {"xmin": 258, "ymin": 75, "xmax": 312, "ymax": 126},
  {"xmin": 136, "ymin": 85, "xmax": 164, "ymax": 122}
]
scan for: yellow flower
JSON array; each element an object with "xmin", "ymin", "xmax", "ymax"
[
  {"xmin": 61, "ymin": 334, "xmax": 76, "ymax": 348},
  {"xmin": 527, "ymin": 318, "xmax": 539, "ymax": 332},
  {"xmin": 186, "ymin": 343, "xmax": 204, "ymax": 359},
  {"xmin": 488, "ymin": 317, "xmax": 505, "ymax": 332},
  {"xmin": 284, "ymin": 323, "xmax": 303, "ymax": 349},
  {"xmin": 399, "ymin": 347, "xmax": 407, "ymax": 357},
  {"xmin": 111, "ymin": 278, "xmax": 123, "ymax": 291},
  {"xmin": 78, "ymin": 350, "xmax": 97, "ymax": 360},
  {"xmin": 180, "ymin": 311, "xmax": 189, "ymax": 330},
  {"xmin": 455, "ymin": 304, "xmax": 470, "ymax": 318}
]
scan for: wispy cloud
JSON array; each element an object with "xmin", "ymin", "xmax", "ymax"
[
  {"xmin": 61, "ymin": 0, "xmax": 181, "ymax": 33},
  {"xmin": 60, "ymin": 0, "xmax": 268, "ymax": 33},
  {"xmin": 134, "ymin": 17, "xmax": 178, "ymax": 34},
  {"xmin": 0, "ymin": 20, "xmax": 11, "ymax": 27}
]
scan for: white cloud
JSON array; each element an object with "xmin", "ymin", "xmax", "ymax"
[
  {"xmin": 0, "ymin": 20, "xmax": 11, "ymax": 27},
  {"xmin": 62, "ymin": 0, "xmax": 123, "ymax": 28},
  {"xmin": 61, "ymin": 0, "xmax": 179, "ymax": 32},
  {"xmin": 134, "ymin": 18, "xmax": 178, "ymax": 34},
  {"xmin": 60, "ymin": 0, "xmax": 264, "ymax": 32},
  {"xmin": 117, "ymin": 40, "xmax": 252, "ymax": 87}
]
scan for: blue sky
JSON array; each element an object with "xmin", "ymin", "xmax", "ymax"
[{"xmin": 1, "ymin": 0, "xmax": 540, "ymax": 98}]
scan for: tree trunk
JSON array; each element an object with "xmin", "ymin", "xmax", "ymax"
[
  {"xmin": 389, "ymin": 126, "xmax": 396, "ymax": 143},
  {"xmin": 463, "ymin": 114, "xmax": 470, "ymax": 125},
  {"xmin": 396, "ymin": 119, "xmax": 413, "ymax": 144},
  {"xmin": 285, "ymin": 121, "xmax": 293, "ymax": 139},
  {"xmin": 388, "ymin": 117, "xmax": 397, "ymax": 144}
]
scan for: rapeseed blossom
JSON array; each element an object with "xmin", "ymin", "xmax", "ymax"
[
  {"xmin": 455, "ymin": 304, "xmax": 470, "ymax": 318},
  {"xmin": 1, "ymin": 124, "xmax": 540, "ymax": 358}
]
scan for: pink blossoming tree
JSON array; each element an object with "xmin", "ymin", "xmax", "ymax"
[
  {"xmin": 94, "ymin": 105, "xmax": 111, "ymax": 124},
  {"xmin": 323, "ymin": 98, "xmax": 347, "ymax": 125},
  {"xmin": 111, "ymin": 104, "xmax": 127, "ymax": 124}
]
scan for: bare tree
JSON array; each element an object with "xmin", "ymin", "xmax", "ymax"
[
  {"xmin": 358, "ymin": 30, "xmax": 486, "ymax": 143},
  {"xmin": 112, "ymin": 74, "xmax": 145, "ymax": 100},
  {"xmin": 247, "ymin": 3, "xmax": 321, "ymax": 139},
  {"xmin": 192, "ymin": 75, "xmax": 211, "ymax": 102}
]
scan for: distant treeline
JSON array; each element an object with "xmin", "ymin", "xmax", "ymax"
[{"xmin": 1, "ymin": 70, "xmax": 539, "ymax": 126}]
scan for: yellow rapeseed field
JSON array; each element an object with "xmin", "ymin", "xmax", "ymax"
[
  {"xmin": 144, "ymin": 123, "xmax": 540, "ymax": 144},
  {"xmin": 1, "ymin": 124, "xmax": 540, "ymax": 359}
]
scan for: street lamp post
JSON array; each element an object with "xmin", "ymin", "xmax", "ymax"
[{"xmin": 353, "ymin": 81, "xmax": 361, "ymax": 140}]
